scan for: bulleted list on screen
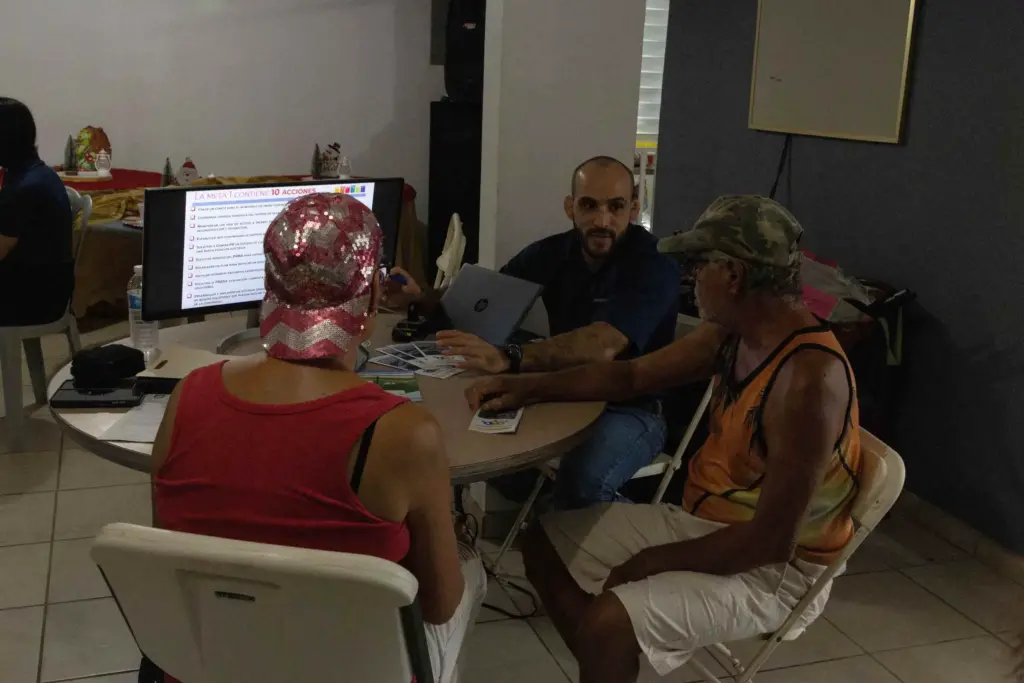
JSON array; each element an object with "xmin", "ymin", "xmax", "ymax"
[{"xmin": 180, "ymin": 184, "xmax": 374, "ymax": 310}]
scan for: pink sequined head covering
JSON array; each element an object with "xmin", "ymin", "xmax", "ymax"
[{"xmin": 260, "ymin": 193, "xmax": 382, "ymax": 360}]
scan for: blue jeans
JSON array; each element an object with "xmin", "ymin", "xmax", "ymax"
[{"xmin": 553, "ymin": 404, "xmax": 667, "ymax": 510}]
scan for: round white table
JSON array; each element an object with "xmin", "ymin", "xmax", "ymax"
[{"xmin": 48, "ymin": 315, "xmax": 605, "ymax": 484}]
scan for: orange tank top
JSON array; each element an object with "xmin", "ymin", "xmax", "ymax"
[{"xmin": 682, "ymin": 324, "xmax": 862, "ymax": 565}]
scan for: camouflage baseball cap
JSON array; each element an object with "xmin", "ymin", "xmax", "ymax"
[{"xmin": 658, "ymin": 195, "xmax": 803, "ymax": 269}]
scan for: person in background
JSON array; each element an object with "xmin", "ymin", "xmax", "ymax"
[
  {"xmin": 0, "ymin": 97, "xmax": 74, "ymax": 326},
  {"xmin": 150, "ymin": 194, "xmax": 486, "ymax": 683},
  {"xmin": 386, "ymin": 156, "xmax": 680, "ymax": 509},
  {"xmin": 466, "ymin": 197, "xmax": 863, "ymax": 683}
]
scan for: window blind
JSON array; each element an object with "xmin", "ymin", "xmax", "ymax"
[{"xmin": 637, "ymin": 0, "xmax": 668, "ymax": 141}]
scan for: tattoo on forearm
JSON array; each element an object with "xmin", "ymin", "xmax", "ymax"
[{"xmin": 521, "ymin": 324, "xmax": 627, "ymax": 372}]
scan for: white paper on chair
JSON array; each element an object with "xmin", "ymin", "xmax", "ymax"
[{"xmin": 99, "ymin": 394, "xmax": 171, "ymax": 443}]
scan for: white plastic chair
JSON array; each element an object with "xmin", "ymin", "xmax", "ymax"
[
  {"xmin": 434, "ymin": 213, "xmax": 467, "ymax": 289},
  {"xmin": 491, "ymin": 381, "xmax": 715, "ymax": 574},
  {"xmin": 0, "ymin": 188, "xmax": 89, "ymax": 451},
  {"xmin": 688, "ymin": 428, "xmax": 907, "ymax": 683},
  {"xmin": 92, "ymin": 523, "xmax": 433, "ymax": 683}
]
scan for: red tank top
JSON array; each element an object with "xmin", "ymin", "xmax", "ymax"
[{"xmin": 154, "ymin": 361, "xmax": 411, "ymax": 562}]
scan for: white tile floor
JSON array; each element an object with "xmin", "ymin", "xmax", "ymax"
[{"xmin": 1, "ymin": 328, "xmax": 1021, "ymax": 682}]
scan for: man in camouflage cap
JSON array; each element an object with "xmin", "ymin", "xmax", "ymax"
[{"xmin": 466, "ymin": 195, "xmax": 865, "ymax": 683}]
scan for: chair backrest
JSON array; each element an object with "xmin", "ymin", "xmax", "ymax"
[
  {"xmin": 92, "ymin": 523, "xmax": 431, "ymax": 683},
  {"xmin": 775, "ymin": 430, "xmax": 904, "ymax": 626},
  {"xmin": 738, "ymin": 429, "xmax": 906, "ymax": 680},
  {"xmin": 65, "ymin": 187, "xmax": 93, "ymax": 267},
  {"xmin": 851, "ymin": 429, "xmax": 904, "ymax": 520},
  {"xmin": 434, "ymin": 213, "xmax": 467, "ymax": 289}
]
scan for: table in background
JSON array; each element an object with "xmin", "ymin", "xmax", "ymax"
[
  {"xmin": 47, "ymin": 315, "xmax": 604, "ymax": 484},
  {"xmin": 63, "ymin": 172, "xmax": 429, "ymax": 318}
]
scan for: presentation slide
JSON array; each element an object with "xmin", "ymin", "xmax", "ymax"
[{"xmin": 179, "ymin": 182, "xmax": 375, "ymax": 310}]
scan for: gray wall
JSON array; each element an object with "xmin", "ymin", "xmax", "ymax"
[{"xmin": 655, "ymin": 0, "xmax": 1024, "ymax": 552}]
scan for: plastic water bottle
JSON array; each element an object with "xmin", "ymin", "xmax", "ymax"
[{"xmin": 127, "ymin": 265, "xmax": 159, "ymax": 363}]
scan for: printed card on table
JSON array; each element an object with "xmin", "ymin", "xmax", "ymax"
[
  {"xmin": 415, "ymin": 366, "xmax": 464, "ymax": 380},
  {"xmin": 369, "ymin": 354, "xmax": 421, "ymax": 372},
  {"xmin": 469, "ymin": 407, "xmax": 525, "ymax": 434},
  {"xmin": 359, "ymin": 370, "xmax": 422, "ymax": 402}
]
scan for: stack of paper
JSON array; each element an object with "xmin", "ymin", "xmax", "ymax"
[{"xmin": 99, "ymin": 394, "xmax": 171, "ymax": 443}]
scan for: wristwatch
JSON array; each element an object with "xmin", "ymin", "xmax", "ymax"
[{"xmin": 504, "ymin": 343, "xmax": 524, "ymax": 374}]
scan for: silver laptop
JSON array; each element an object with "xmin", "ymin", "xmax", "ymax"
[{"xmin": 440, "ymin": 264, "xmax": 544, "ymax": 346}]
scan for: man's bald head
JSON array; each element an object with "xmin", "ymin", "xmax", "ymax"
[
  {"xmin": 570, "ymin": 156, "xmax": 635, "ymax": 197},
  {"xmin": 564, "ymin": 156, "xmax": 639, "ymax": 261}
]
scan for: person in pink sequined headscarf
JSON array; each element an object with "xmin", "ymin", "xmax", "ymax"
[
  {"xmin": 260, "ymin": 192, "xmax": 382, "ymax": 360},
  {"xmin": 148, "ymin": 193, "xmax": 487, "ymax": 683}
]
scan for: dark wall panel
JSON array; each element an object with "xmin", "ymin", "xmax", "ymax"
[{"xmin": 655, "ymin": 0, "xmax": 1024, "ymax": 551}]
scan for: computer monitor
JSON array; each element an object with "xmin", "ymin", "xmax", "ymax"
[{"xmin": 141, "ymin": 178, "xmax": 404, "ymax": 321}]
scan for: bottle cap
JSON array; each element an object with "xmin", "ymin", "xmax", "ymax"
[{"xmin": 133, "ymin": 265, "xmax": 143, "ymax": 275}]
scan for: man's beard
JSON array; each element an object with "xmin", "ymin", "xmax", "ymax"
[{"xmin": 579, "ymin": 227, "xmax": 617, "ymax": 258}]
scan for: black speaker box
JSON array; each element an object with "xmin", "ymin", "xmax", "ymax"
[
  {"xmin": 445, "ymin": 0, "xmax": 485, "ymax": 103},
  {"xmin": 428, "ymin": 101, "xmax": 482, "ymax": 282}
]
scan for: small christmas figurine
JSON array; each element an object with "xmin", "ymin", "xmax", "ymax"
[
  {"xmin": 161, "ymin": 158, "xmax": 174, "ymax": 187},
  {"xmin": 63, "ymin": 135, "xmax": 78, "ymax": 176},
  {"xmin": 320, "ymin": 143, "xmax": 341, "ymax": 177},
  {"xmin": 94, "ymin": 149, "xmax": 112, "ymax": 175},
  {"xmin": 176, "ymin": 157, "xmax": 199, "ymax": 185},
  {"xmin": 74, "ymin": 126, "xmax": 112, "ymax": 175},
  {"xmin": 310, "ymin": 144, "xmax": 323, "ymax": 178}
]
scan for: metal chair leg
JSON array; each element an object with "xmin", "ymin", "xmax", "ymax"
[
  {"xmin": 710, "ymin": 643, "xmax": 745, "ymax": 675},
  {"xmin": 0, "ymin": 334, "xmax": 27, "ymax": 452},
  {"xmin": 491, "ymin": 472, "xmax": 546, "ymax": 574},
  {"xmin": 22, "ymin": 338, "xmax": 48, "ymax": 405},
  {"xmin": 689, "ymin": 655, "xmax": 729, "ymax": 683}
]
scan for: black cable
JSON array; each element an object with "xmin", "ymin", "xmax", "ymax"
[
  {"xmin": 769, "ymin": 134, "xmax": 793, "ymax": 200},
  {"xmin": 482, "ymin": 563, "xmax": 539, "ymax": 620},
  {"xmin": 455, "ymin": 501, "xmax": 540, "ymax": 619}
]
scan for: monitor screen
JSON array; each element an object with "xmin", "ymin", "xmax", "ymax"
[{"xmin": 141, "ymin": 178, "xmax": 404, "ymax": 320}]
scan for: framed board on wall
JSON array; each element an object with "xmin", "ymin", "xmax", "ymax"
[{"xmin": 749, "ymin": 0, "xmax": 918, "ymax": 143}]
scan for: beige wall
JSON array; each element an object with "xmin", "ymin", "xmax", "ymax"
[{"xmin": 477, "ymin": 0, "xmax": 647, "ymax": 269}]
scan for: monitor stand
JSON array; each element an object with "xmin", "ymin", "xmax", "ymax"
[{"xmin": 216, "ymin": 309, "xmax": 261, "ymax": 355}]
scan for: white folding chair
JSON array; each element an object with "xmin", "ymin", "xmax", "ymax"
[
  {"xmin": 92, "ymin": 523, "xmax": 433, "ymax": 683},
  {"xmin": 688, "ymin": 428, "xmax": 907, "ymax": 683},
  {"xmin": 490, "ymin": 381, "xmax": 715, "ymax": 574},
  {"xmin": 0, "ymin": 188, "xmax": 89, "ymax": 451},
  {"xmin": 434, "ymin": 213, "xmax": 467, "ymax": 289}
]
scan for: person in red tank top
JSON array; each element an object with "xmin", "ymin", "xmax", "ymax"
[{"xmin": 149, "ymin": 193, "xmax": 486, "ymax": 683}]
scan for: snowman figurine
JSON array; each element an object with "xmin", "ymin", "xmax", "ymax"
[{"xmin": 175, "ymin": 157, "xmax": 200, "ymax": 185}]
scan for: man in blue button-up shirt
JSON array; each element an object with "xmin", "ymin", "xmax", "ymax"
[{"xmin": 388, "ymin": 156, "xmax": 680, "ymax": 508}]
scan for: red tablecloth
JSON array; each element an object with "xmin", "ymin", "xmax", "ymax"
[
  {"xmin": 63, "ymin": 169, "xmax": 416, "ymax": 203},
  {"xmin": 62, "ymin": 168, "xmax": 162, "ymax": 192}
]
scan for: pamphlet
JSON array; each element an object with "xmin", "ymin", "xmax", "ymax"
[
  {"xmin": 359, "ymin": 370, "xmax": 422, "ymax": 402},
  {"xmin": 469, "ymin": 406, "xmax": 525, "ymax": 435}
]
